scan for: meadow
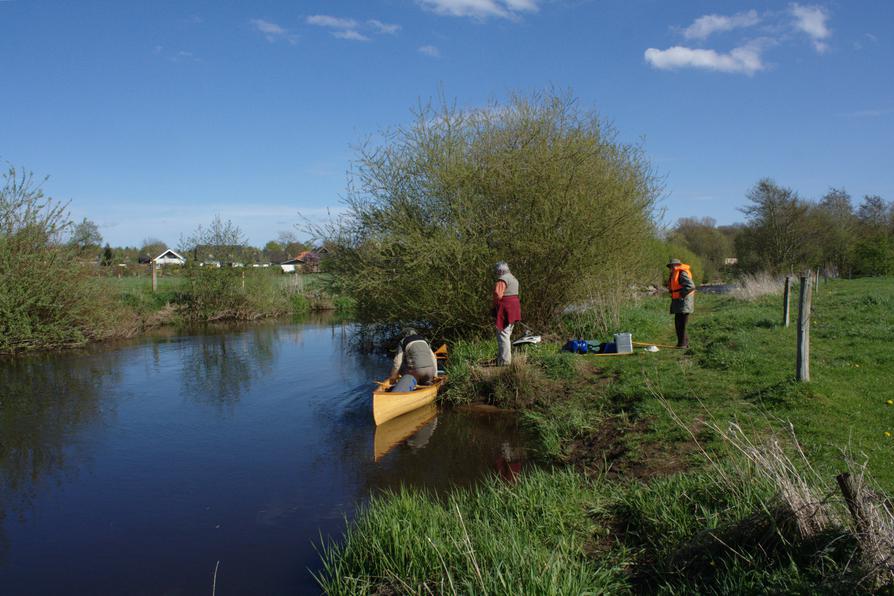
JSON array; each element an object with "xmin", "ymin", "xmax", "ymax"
[{"xmin": 319, "ymin": 277, "xmax": 894, "ymax": 594}]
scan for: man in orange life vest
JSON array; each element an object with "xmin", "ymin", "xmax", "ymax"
[{"xmin": 667, "ymin": 258, "xmax": 695, "ymax": 348}]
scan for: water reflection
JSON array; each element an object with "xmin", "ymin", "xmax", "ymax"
[
  {"xmin": 181, "ymin": 328, "xmax": 277, "ymax": 409},
  {"xmin": 374, "ymin": 404, "xmax": 438, "ymax": 461},
  {"xmin": 0, "ymin": 318, "xmax": 533, "ymax": 594},
  {"xmin": 0, "ymin": 350, "xmax": 121, "ymax": 564},
  {"xmin": 362, "ymin": 407, "xmax": 530, "ymax": 494}
]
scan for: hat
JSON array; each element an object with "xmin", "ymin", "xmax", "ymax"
[
  {"xmin": 666, "ymin": 258, "xmax": 682, "ymax": 267},
  {"xmin": 402, "ymin": 327, "xmax": 419, "ymax": 338}
]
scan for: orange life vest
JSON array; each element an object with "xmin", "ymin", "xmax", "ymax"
[{"xmin": 668, "ymin": 263, "xmax": 693, "ymax": 299}]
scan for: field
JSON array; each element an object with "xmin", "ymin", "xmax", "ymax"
[{"xmin": 319, "ymin": 277, "xmax": 894, "ymax": 594}]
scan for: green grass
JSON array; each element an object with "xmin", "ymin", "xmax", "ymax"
[
  {"xmin": 317, "ymin": 469, "xmax": 627, "ymax": 595},
  {"xmin": 318, "ymin": 465, "xmax": 868, "ymax": 594},
  {"xmin": 95, "ymin": 271, "xmax": 353, "ymax": 326},
  {"xmin": 321, "ymin": 278, "xmax": 894, "ymax": 593},
  {"xmin": 447, "ymin": 278, "xmax": 894, "ymax": 490}
]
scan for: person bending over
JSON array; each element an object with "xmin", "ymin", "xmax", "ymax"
[{"xmin": 389, "ymin": 328, "xmax": 437, "ymax": 392}]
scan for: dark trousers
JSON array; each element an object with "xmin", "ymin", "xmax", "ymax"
[{"xmin": 674, "ymin": 313, "xmax": 689, "ymax": 348}]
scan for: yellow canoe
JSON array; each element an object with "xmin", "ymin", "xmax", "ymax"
[
  {"xmin": 373, "ymin": 344, "xmax": 447, "ymax": 426},
  {"xmin": 373, "ymin": 403, "xmax": 438, "ymax": 461},
  {"xmin": 372, "ymin": 375, "xmax": 446, "ymax": 426}
]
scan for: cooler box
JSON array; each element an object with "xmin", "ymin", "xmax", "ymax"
[{"xmin": 613, "ymin": 333, "xmax": 633, "ymax": 354}]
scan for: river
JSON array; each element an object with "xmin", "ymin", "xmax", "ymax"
[{"xmin": 0, "ymin": 317, "xmax": 529, "ymax": 594}]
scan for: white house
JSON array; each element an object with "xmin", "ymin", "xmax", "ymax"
[
  {"xmin": 280, "ymin": 257, "xmax": 301, "ymax": 273},
  {"xmin": 153, "ymin": 249, "xmax": 186, "ymax": 266}
]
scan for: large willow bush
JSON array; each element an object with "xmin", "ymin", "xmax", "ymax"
[{"xmin": 321, "ymin": 92, "xmax": 660, "ymax": 337}]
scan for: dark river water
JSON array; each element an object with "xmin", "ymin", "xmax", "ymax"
[{"xmin": 0, "ymin": 317, "xmax": 529, "ymax": 595}]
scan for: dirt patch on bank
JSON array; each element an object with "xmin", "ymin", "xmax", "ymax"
[{"xmin": 564, "ymin": 363, "xmax": 702, "ymax": 481}]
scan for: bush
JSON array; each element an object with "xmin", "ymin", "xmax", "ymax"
[
  {"xmin": 0, "ymin": 166, "xmax": 120, "ymax": 352},
  {"xmin": 178, "ymin": 267, "xmax": 291, "ymax": 321},
  {"xmin": 319, "ymin": 90, "xmax": 660, "ymax": 338}
]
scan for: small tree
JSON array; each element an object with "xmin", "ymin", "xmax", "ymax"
[
  {"xmin": 69, "ymin": 217, "xmax": 102, "ymax": 253},
  {"xmin": 736, "ymin": 179, "xmax": 813, "ymax": 273},
  {"xmin": 179, "ymin": 214, "xmax": 246, "ymax": 264},
  {"xmin": 140, "ymin": 238, "xmax": 168, "ymax": 260},
  {"xmin": 101, "ymin": 243, "xmax": 113, "ymax": 266},
  {"xmin": 811, "ymin": 188, "xmax": 856, "ymax": 276}
]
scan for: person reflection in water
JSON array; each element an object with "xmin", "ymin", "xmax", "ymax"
[
  {"xmin": 495, "ymin": 442, "xmax": 522, "ymax": 482},
  {"xmin": 388, "ymin": 328, "xmax": 438, "ymax": 392}
]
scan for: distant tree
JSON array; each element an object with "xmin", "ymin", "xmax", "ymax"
[
  {"xmin": 669, "ymin": 217, "xmax": 733, "ymax": 281},
  {"xmin": 140, "ymin": 238, "xmax": 168, "ymax": 260},
  {"xmin": 101, "ymin": 243, "xmax": 113, "ymax": 266},
  {"xmin": 263, "ymin": 240, "xmax": 284, "ymax": 263},
  {"xmin": 857, "ymin": 195, "xmax": 889, "ymax": 232},
  {"xmin": 179, "ymin": 215, "xmax": 247, "ymax": 264},
  {"xmin": 811, "ymin": 188, "xmax": 857, "ymax": 276},
  {"xmin": 736, "ymin": 179, "xmax": 812, "ymax": 273},
  {"xmin": 853, "ymin": 236, "xmax": 894, "ymax": 276},
  {"xmin": 275, "ymin": 230, "xmax": 308, "ymax": 260},
  {"xmin": 277, "ymin": 230, "xmax": 298, "ymax": 246},
  {"xmin": 69, "ymin": 218, "xmax": 102, "ymax": 252}
]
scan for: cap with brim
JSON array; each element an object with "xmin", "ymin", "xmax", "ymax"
[{"xmin": 667, "ymin": 258, "xmax": 682, "ymax": 267}]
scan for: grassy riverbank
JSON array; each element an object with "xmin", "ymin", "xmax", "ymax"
[
  {"xmin": 319, "ymin": 277, "xmax": 894, "ymax": 593},
  {"xmin": 1, "ymin": 270, "xmax": 354, "ymax": 354}
]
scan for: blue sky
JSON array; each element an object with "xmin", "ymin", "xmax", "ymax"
[{"xmin": 2, "ymin": 0, "xmax": 892, "ymax": 247}]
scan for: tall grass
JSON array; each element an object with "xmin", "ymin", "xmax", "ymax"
[
  {"xmin": 730, "ymin": 271, "xmax": 785, "ymax": 300},
  {"xmin": 319, "ymin": 418, "xmax": 890, "ymax": 594},
  {"xmin": 317, "ymin": 469, "xmax": 626, "ymax": 595}
]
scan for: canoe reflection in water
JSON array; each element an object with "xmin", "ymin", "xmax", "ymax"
[{"xmin": 373, "ymin": 403, "xmax": 439, "ymax": 462}]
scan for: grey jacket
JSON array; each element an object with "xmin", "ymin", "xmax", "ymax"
[{"xmin": 670, "ymin": 270, "xmax": 695, "ymax": 314}]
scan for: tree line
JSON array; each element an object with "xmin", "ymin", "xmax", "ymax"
[
  {"xmin": 63, "ymin": 215, "xmax": 311, "ymax": 269},
  {"xmin": 668, "ymin": 180, "xmax": 891, "ymax": 281}
]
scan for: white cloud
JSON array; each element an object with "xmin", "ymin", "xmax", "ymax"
[
  {"xmin": 790, "ymin": 4, "xmax": 831, "ymax": 53},
  {"xmin": 250, "ymin": 18, "xmax": 298, "ymax": 44},
  {"xmin": 306, "ymin": 15, "xmax": 359, "ymax": 30},
  {"xmin": 418, "ymin": 45, "xmax": 441, "ymax": 57},
  {"xmin": 682, "ymin": 10, "xmax": 760, "ymax": 40},
  {"xmin": 368, "ymin": 19, "xmax": 401, "ymax": 34},
  {"xmin": 644, "ymin": 42, "xmax": 765, "ymax": 75},
  {"xmin": 844, "ymin": 107, "xmax": 894, "ymax": 118},
  {"xmin": 334, "ymin": 30, "xmax": 371, "ymax": 42},
  {"xmin": 417, "ymin": 0, "xmax": 539, "ymax": 20},
  {"xmin": 306, "ymin": 15, "xmax": 399, "ymax": 41}
]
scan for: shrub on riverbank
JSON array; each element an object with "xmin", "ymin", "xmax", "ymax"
[
  {"xmin": 319, "ymin": 90, "xmax": 660, "ymax": 338},
  {"xmin": 0, "ymin": 166, "xmax": 125, "ymax": 353}
]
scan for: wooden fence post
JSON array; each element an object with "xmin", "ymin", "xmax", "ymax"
[
  {"xmin": 783, "ymin": 276, "xmax": 792, "ymax": 327},
  {"xmin": 796, "ymin": 274, "xmax": 812, "ymax": 381},
  {"xmin": 152, "ymin": 260, "xmax": 157, "ymax": 293}
]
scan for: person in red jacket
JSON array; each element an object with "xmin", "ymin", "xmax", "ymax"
[{"xmin": 492, "ymin": 261, "xmax": 521, "ymax": 365}]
